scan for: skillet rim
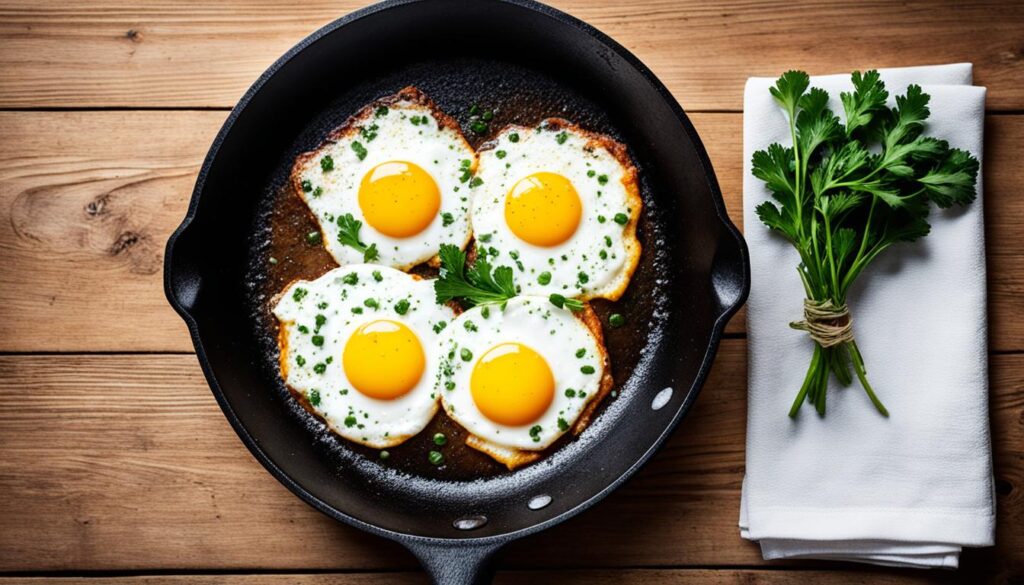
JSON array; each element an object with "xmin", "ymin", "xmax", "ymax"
[{"xmin": 163, "ymin": 0, "xmax": 750, "ymax": 549}]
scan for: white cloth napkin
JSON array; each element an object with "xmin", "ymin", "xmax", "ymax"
[{"xmin": 739, "ymin": 63, "xmax": 995, "ymax": 569}]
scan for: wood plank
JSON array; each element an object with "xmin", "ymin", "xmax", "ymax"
[
  {"xmin": 1, "ymin": 568, "xmax": 990, "ymax": 585},
  {"xmin": 0, "ymin": 111, "xmax": 220, "ymax": 351},
  {"xmin": 0, "ymin": 345, "xmax": 1019, "ymax": 576},
  {"xmin": 2, "ymin": 111, "xmax": 1022, "ymax": 351},
  {"xmin": 0, "ymin": 0, "xmax": 1022, "ymax": 110}
]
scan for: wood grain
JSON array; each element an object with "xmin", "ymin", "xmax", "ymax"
[
  {"xmin": 0, "ymin": 0, "xmax": 1022, "ymax": 110},
  {"xmin": 2, "ymin": 112, "xmax": 1022, "ymax": 350},
  {"xmin": 2, "ymin": 569, "xmax": 995, "ymax": 585},
  {"xmin": 0, "ymin": 345, "xmax": 1019, "ymax": 578}
]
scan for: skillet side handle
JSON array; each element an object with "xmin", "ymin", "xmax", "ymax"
[
  {"xmin": 711, "ymin": 225, "xmax": 750, "ymax": 320},
  {"xmin": 164, "ymin": 220, "xmax": 204, "ymax": 317},
  {"xmin": 404, "ymin": 540, "xmax": 504, "ymax": 585}
]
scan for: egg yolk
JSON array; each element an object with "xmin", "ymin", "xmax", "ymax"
[
  {"xmin": 358, "ymin": 161, "xmax": 441, "ymax": 238},
  {"xmin": 470, "ymin": 342, "xmax": 555, "ymax": 426},
  {"xmin": 343, "ymin": 320, "xmax": 425, "ymax": 400},
  {"xmin": 504, "ymin": 172, "xmax": 582, "ymax": 247}
]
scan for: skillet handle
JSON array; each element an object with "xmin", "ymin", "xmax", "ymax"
[
  {"xmin": 404, "ymin": 540, "xmax": 504, "ymax": 585},
  {"xmin": 711, "ymin": 225, "xmax": 750, "ymax": 320},
  {"xmin": 164, "ymin": 220, "xmax": 204, "ymax": 317}
]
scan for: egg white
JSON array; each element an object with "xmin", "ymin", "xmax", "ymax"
[
  {"xmin": 273, "ymin": 265, "xmax": 454, "ymax": 448},
  {"xmin": 436, "ymin": 296, "xmax": 604, "ymax": 451},
  {"xmin": 471, "ymin": 120, "xmax": 641, "ymax": 300},
  {"xmin": 293, "ymin": 89, "xmax": 476, "ymax": 270}
]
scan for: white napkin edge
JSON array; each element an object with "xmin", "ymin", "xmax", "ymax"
[{"xmin": 738, "ymin": 63, "xmax": 991, "ymax": 569}]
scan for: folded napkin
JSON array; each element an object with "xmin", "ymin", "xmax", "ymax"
[{"xmin": 739, "ymin": 63, "xmax": 995, "ymax": 569}]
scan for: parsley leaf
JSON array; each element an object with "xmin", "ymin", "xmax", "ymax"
[
  {"xmin": 434, "ymin": 244, "xmax": 517, "ymax": 307},
  {"xmin": 336, "ymin": 213, "xmax": 379, "ymax": 262}
]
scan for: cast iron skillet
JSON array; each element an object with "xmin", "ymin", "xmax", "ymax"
[{"xmin": 164, "ymin": 0, "xmax": 748, "ymax": 582}]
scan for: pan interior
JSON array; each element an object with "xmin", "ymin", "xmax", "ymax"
[{"xmin": 188, "ymin": 0, "xmax": 729, "ymax": 539}]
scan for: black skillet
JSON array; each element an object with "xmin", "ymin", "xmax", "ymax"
[{"xmin": 164, "ymin": 0, "xmax": 748, "ymax": 582}]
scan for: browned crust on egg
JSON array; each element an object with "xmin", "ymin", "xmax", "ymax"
[
  {"xmin": 481, "ymin": 118, "xmax": 642, "ymax": 301},
  {"xmin": 289, "ymin": 86, "xmax": 476, "ymax": 270},
  {"xmin": 464, "ymin": 301, "xmax": 614, "ymax": 470},
  {"xmin": 572, "ymin": 302, "xmax": 615, "ymax": 435}
]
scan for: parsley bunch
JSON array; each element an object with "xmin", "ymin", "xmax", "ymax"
[{"xmin": 754, "ymin": 70, "xmax": 979, "ymax": 417}]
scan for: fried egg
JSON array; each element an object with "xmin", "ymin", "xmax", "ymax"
[
  {"xmin": 273, "ymin": 264, "xmax": 454, "ymax": 448},
  {"xmin": 292, "ymin": 87, "xmax": 476, "ymax": 270},
  {"xmin": 471, "ymin": 119, "xmax": 642, "ymax": 300},
  {"xmin": 436, "ymin": 296, "xmax": 610, "ymax": 469}
]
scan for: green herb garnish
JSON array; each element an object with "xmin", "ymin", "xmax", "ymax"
[
  {"xmin": 351, "ymin": 141, "xmax": 368, "ymax": 161},
  {"xmin": 549, "ymin": 293, "xmax": 584, "ymax": 312},
  {"xmin": 336, "ymin": 213, "xmax": 379, "ymax": 262},
  {"xmin": 753, "ymin": 70, "xmax": 978, "ymax": 417},
  {"xmin": 434, "ymin": 244, "xmax": 517, "ymax": 307}
]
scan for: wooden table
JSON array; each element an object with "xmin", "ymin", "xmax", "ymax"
[{"xmin": 1, "ymin": 1, "xmax": 1020, "ymax": 583}]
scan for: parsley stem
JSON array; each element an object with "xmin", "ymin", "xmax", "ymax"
[
  {"xmin": 789, "ymin": 344, "xmax": 821, "ymax": 417},
  {"xmin": 849, "ymin": 340, "xmax": 889, "ymax": 416},
  {"xmin": 823, "ymin": 212, "xmax": 840, "ymax": 297}
]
